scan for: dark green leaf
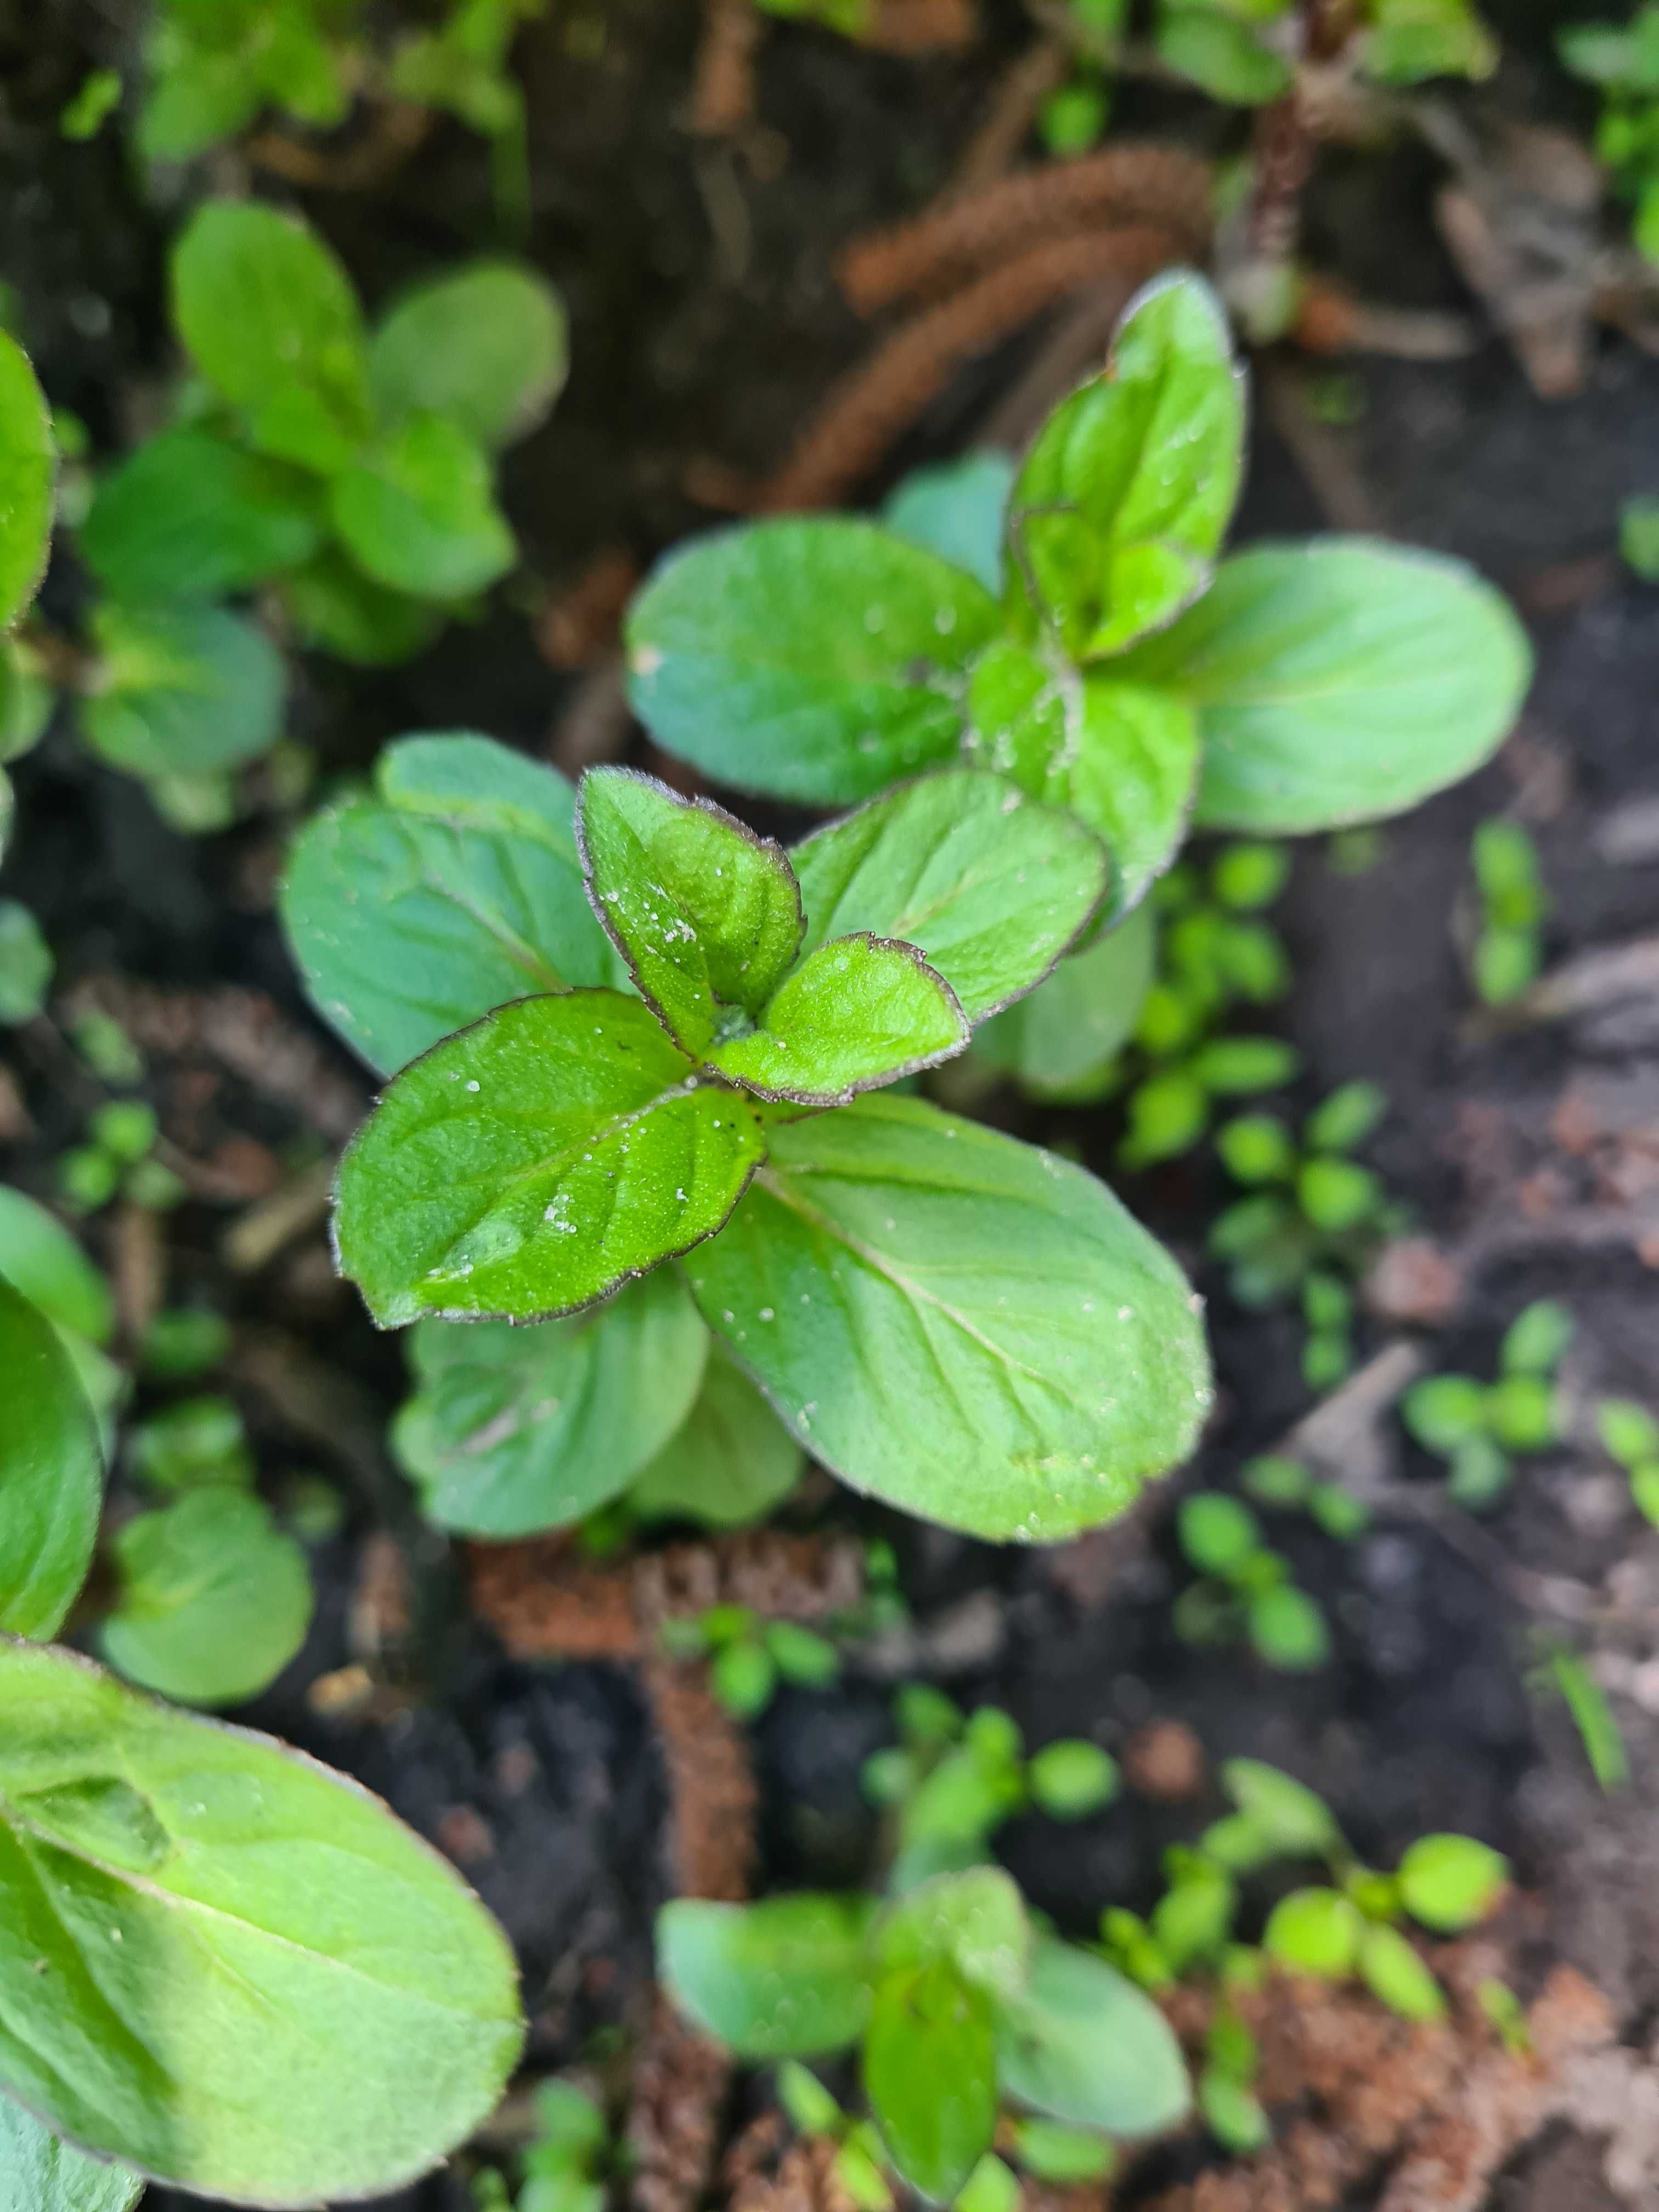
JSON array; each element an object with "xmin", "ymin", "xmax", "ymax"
[
  {"xmin": 684, "ymin": 1096, "xmax": 1211, "ymax": 1540},
  {"xmin": 391, "ymin": 1271, "xmax": 709, "ymax": 1536},
  {"xmin": 100, "ymin": 1487, "xmax": 313, "ymax": 1707},
  {"xmin": 973, "ymin": 904, "xmax": 1154, "ymax": 1098},
  {"xmin": 997, "ymin": 1938, "xmax": 1190, "ymax": 2135},
  {"xmin": 625, "ymin": 1343, "xmax": 804, "ymax": 1528},
  {"xmin": 370, "ymin": 262, "xmax": 567, "ymax": 450},
  {"xmin": 626, "ymin": 520, "xmax": 1001, "ymax": 804},
  {"xmin": 76, "ymin": 601, "xmax": 284, "ymax": 780},
  {"xmin": 0, "ymin": 900, "xmax": 52, "ymax": 1024},
  {"xmin": 864, "ymin": 1965, "xmax": 997, "ymax": 2201},
  {"xmin": 0, "ymin": 2097, "xmax": 142, "ymax": 2212},
  {"xmin": 330, "ymin": 414, "xmax": 515, "ymax": 600},
  {"xmin": 0, "ymin": 1279, "xmax": 102, "ymax": 1639},
  {"xmin": 0, "ymin": 1637, "xmax": 522, "ymax": 2200},
  {"xmin": 709, "ymin": 935, "xmax": 968, "ymax": 1104},
  {"xmin": 1116, "ymin": 541, "xmax": 1532, "ymax": 834},
  {"xmin": 657, "ymin": 1894, "xmax": 875, "ymax": 2057},
  {"xmin": 281, "ymin": 549, "xmax": 442, "ymax": 666},
  {"xmin": 0, "ymin": 1188, "xmax": 112, "ymax": 1347},
  {"xmin": 80, "ymin": 428, "xmax": 321, "ymax": 602},
  {"xmin": 334, "ymin": 990, "xmax": 766, "ymax": 1325},
  {"xmin": 0, "ymin": 332, "xmax": 55, "ymax": 630},
  {"xmin": 789, "ymin": 769, "xmax": 1108, "ymax": 1023}
]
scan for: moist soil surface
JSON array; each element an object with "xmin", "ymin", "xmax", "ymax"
[{"xmin": 4, "ymin": 5, "xmax": 1659, "ymax": 2209}]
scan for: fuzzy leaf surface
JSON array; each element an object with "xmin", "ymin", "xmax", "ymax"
[
  {"xmin": 709, "ymin": 936, "xmax": 968, "ymax": 1105},
  {"xmin": 370, "ymin": 262, "xmax": 567, "ymax": 450},
  {"xmin": 75, "ymin": 602, "xmax": 284, "ymax": 780}
]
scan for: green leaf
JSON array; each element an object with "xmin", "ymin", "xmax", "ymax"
[
  {"xmin": 1396, "ymin": 1833, "xmax": 1508, "ymax": 1932},
  {"xmin": 1262, "ymin": 1888, "xmax": 1362, "ymax": 1976},
  {"xmin": 790, "ymin": 768, "xmax": 1108, "ymax": 1023},
  {"xmin": 1006, "ymin": 272, "xmax": 1243, "ymax": 651},
  {"xmin": 1596, "ymin": 1397, "xmax": 1659, "ymax": 1472},
  {"xmin": 0, "ymin": 900, "xmax": 52, "ymax": 1024},
  {"xmin": 370, "ymin": 262, "xmax": 567, "ymax": 450},
  {"xmin": 1116, "ymin": 541, "xmax": 1532, "ymax": 834},
  {"xmin": 1025, "ymin": 1741, "xmax": 1118, "ymax": 1819},
  {"xmin": 577, "ymin": 768, "xmax": 802, "ymax": 1040},
  {"xmin": 100, "ymin": 1487, "xmax": 313, "ymax": 1707},
  {"xmin": 883, "ymin": 453, "xmax": 1014, "ymax": 595},
  {"xmin": 0, "ymin": 331, "xmax": 55, "ymax": 630},
  {"xmin": 710, "ymin": 935, "xmax": 968, "ymax": 1105},
  {"xmin": 685, "ymin": 1096, "xmax": 1210, "ymax": 1541},
  {"xmin": 776, "ymin": 2059, "xmax": 843, "ymax": 2138},
  {"xmin": 1357, "ymin": 1924, "xmax": 1444, "ymax": 2020},
  {"xmin": 1486, "ymin": 1372, "xmax": 1556, "ymax": 1453},
  {"xmin": 0, "ymin": 1189, "xmax": 112, "ymax": 1347},
  {"xmin": 0, "ymin": 1279, "xmax": 102, "ymax": 1639},
  {"xmin": 331, "ymin": 413, "xmax": 515, "ymax": 600},
  {"xmin": 1009, "ymin": 2119, "xmax": 1115, "ymax": 2185},
  {"xmin": 1401, "ymin": 1374, "xmax": 1488, "ymax": 1454},
  {"xmin": 76, "ymin": 601, "xmax": 284, "ymax": 780},
  {"xmin": 1248, "ymin": 1584, "xmax": 1330, "ymax": 1671},
  {"xmin": 870, "ymin": 1867, "xmax": 1031, "ymax": 2002},
  {"xmin": 955, "ymin": 2152, "xmax": 1019, "ymax": 2212},
  {"xmin": 974, "ymin": 904, "xmax": 1154, "ymax": 1098},
  {"xmin": 283, "ymin": 731, "xmax": 619, "ymax": 1076},
  {"xmin": 1220, "ymin": 1758, "xmax": 1341, "ymax": 1855},
  {"xmin": 391, "ymin": 1270, "xmax": 709, "ymax": 1537},
  {"xmin": 1499, "ymin": 1297, "xmax": 1572, "ymax": 1377},
  {"xmin": 1154, "ymin": 3, "xmax": 1293, "ymax": 100},
  {"xmin": 626, "ymin": 519, "xmax": 1001, "ymax": 804},
  {"xmin": 997, "ymin": 1938, "xmax": 1190, "ymax": 2136},
  {"xmin": 964, "ymin": 648, "xmax": 1200, "ymax": 921},
  {"xmin": 1303, "ymin": 1080, "xmax": 1387, "ymax": 1154},
  {"xmin": 657, "ymin": 1894, "xmax": 875, "ymax": 2057},
  {"xmin": 334, "ymin": 990, "xmax": 765, "ymax": 1326},
  {"xmin": 281, "ymin": 548, "xmax": 442, "ymax": 666},
  {"xmin": 0, "ymin": 2097, "xmax": 142, "ymax": 2212},
  {"xmin": 1179, "ymin": 1492, "xmax": 1260, "ymax": 1576},
  {"xmin": 1296, "ymin": 1156, "xmax": 1380, "ymax": 1232},
  {"xmin": 80, "ymin": 428, "xmax": 322, "ymax": 602},
  {"xmin": 865, "ymin": 1965, "xmax": 997, "ymax": 2200},
  {"xmin": 171, "ymin": 200, "xmax": 372, "ymax": 471},
  {"xmin": 0, "ymin": 1636, "xmax": 522, "ymax": 2200},
  {"xmin": 625, "ymin": 1343, "xmax": 804, "ymax": 1527}
]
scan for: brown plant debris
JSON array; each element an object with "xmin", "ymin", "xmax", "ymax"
[
  {"xmin": 626, "ymin": 1991, "xmax": 736, "ymax": 2212},
  {"xmin": 691, "ymin": 0, "xmax": 764, "ymax": 138},
  {"xmin": 864, "ymin": 0, "xmax": 978, "ymax": 54},
  {"xmin": 538, "ymin": 549, "xmax": 641, "ymax": 671},
  {"xmin": 1121, "ymin": 1718, "xmax": 1207, "ymax": 1802},
  {"xmin": 641, "ymin": 1655, "xmax": 759, "ymax": 1902},
  {"xmin": 760, "ymin": 227, "xmax": 1185, "ymax": 512},
  {"xmin": 724, "ymin": 2112, "xmax": 861, "ymax": 2212},
  {"xmin": 836, "ymin": 143, "xmax": 1213, "ymax": 316}
]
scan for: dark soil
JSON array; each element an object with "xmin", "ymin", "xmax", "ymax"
[{"xmin": 5, "ymin": 4, "xmax": 1659, "ymax": 2209}]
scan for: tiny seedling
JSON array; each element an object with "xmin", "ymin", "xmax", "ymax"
[
  {"xmin": 55, "ymin": 1100, "xmax": 187, "ymax": 1217},
  {"xmin": 1621, "ymin": 492, "xmax": 1659, "ymax": 579},
  {"xmin": 1560, "ymin": 9, "xmax": 1659, "ymax": 264},
  {"xmin": 774, "ymin": 2061, "xmax": 900, "ymax": 2212},
  {"xmin": 0, "ymin": 897, "xmax": 50, "ymax": 1022},
  {"xmin": 1239, "ymin": 1453, "xmax": 1373, "ymax": 1541},
  {"xmin": 662, "ymin": 1604, "xmax": 842, "ymax": 1721},
  {"xmin": 1468, "ymin": 819, "xmax": 1549, "ymax": 1005},
  {"xmin": 288, "ymin": 736, "xmax": 1212, "ymax": 1544},
  {"xmin": 1596, "ymin": 1398, "xmax": 1659, "ymax": 1525},
  {"xmin": 472, "ymin": 2079, "xmax": 619, "ymax": 2212},
  {"xmin": 1210, "ymin": 1080, "xmax": 1396, "ymax": 1387},
  {"xmin": 0, "ymin": 1180, "xmax": 126, "ymax": 1437},
  {"xmin": 1401, "ymin": 1299, "xmax": 1572, "ymax": 1509},
  {"xmin": 1533, "ymin": 1638, "xmax": 1629, "ymax": 1792},
  {"xmin": 1173, "ymin": 1491, "xmax": 1331, "ymax": 1672}
]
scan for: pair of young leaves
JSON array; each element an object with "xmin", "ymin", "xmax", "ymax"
[
  {"xmin": 304, "ymin": 737, "xmax": 1210, "ymax": 1542},
  {"xmin": 625, "ymin": 271, "xmax": 1531, "ymax": 899},
  {"xmin": 659, "ymin": 1866, "xmax": 1188, "ymax": 2204}
]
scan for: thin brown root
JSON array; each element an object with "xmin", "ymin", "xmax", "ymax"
[
  {"xmin": 246, "ymin": 101, "xmax": 430, "ymax": 193},
  {"xmin": 949, "ymin": 38, "xmax": 1071, "ymax": 198}
]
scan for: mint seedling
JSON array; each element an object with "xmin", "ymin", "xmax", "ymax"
[
  {"xmin": 1469, "ymin": 819, "xmax": 1549, "ymax": 1004},
  {"xmin": 1561, "ymin": 9, "xmax": 1659, "ymax": 263},
  {"xmin": 1174, "ymin": 1491, "xmax": 1332, "ymax": 1672},
  {"xmin": 1401, "ymin": 1299, "xmax": 1571, "ymax": 1508},
  {"xmin": 1597, "ymin": 1397, "xmax": 1659, "ymax": 1525},
  {"xmin": 662, "ymin": 1604, "xmax": 841, "ymax": 1720},
  {"xmin": 475, "ymin": 2079, "xmax": 618, "ymax": 2212},
  {"xmin": 0, "ymin": 898, "xmax": 50, "ymax": 1022}
]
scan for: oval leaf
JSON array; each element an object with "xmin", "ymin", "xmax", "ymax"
[
  {"xmin": 0, "ymin": 1188, "xmax": 113, "ymax": 1347},
  {"xmin": 0, "ymin": 1637, "xmax": 522, "ymax": 2203},
  {"xmin": 335, "ymin": 990, "xmax": 766, "ymax": 1326},
  {"xmin": 0, "ymin": 331, "xmax": 55, "ymax": 631},
  {"xmin": 1116, "ymin": 540, "xmax": 1533, "ymax": 834},
  {"xmin": 627, "ymin": 519, "xmax": 1001, "ymax": 804},
  {"xmin": 710, "ymin": 935, "xmax": 968, "ymax": 1105},
  {"xmin": 657, "ymin": 1894, "xmax": 874, "ymax": 2058},
  {"xmin": 370, "ymin": 261, "xmax": 568, "ymax": 450},
  {"xmin": 684, "ymin": 1096, "xmax": 1211, "ymax": 1539},
  {"xmin": 865, "ymin": 1965, "xmax": 997, "ymax": 2202},
  {"xmin": 789, "ymin": 769, "xmax": 1108, "ymax": 1022},
  {"xmin": 392, "ymin": 1270, "xmax": 709, "ymax": 1537},
  {"xmin": 974, "ymin": 903, "xmax": 1155, "ymax": 1099},
  {"xmin": 283, "ymin": 732, "xmax": 617, "ymax": 1075},
  {"xmin": 80, "ymin": 429, "xmax": 322, "ymax": 603},
  {"xmin": 76, "ymin": 602, "xmax": 284, "ymax": 779},
  {"xmin": 997, "ymin": 1939, "xmax": 1190, "ymax": 2136},
  {"xmin": 0, "ymin": 1279, "xmax": 102, "ymax": 1640},
  {"xmin": 625, "ymin": 1341, "xmax": 804, "ymax": 1528},
  {"xmin": 330, "ymin": 413, "xmax": 515, "ymax": 601}
]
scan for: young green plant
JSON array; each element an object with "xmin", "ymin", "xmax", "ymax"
[
  {"xmin": 1467, "ymin": 819, "xmax": 1548, "ymax": 1005},
  {"xmin": 1560, "ymin": 9, "xmax": 1659, "ymax": 264},
  {"xmin": 1173, "ymin": 1490, "xmax": 1331, "ymax": 1672},
  {"xmin": 1401, "ymin": 1299, "xmax": 1572, "ymax": 1509}
]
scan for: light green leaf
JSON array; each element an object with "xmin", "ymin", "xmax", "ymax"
[
  {"xmin": 0, "ymin": 1189, "xmax": 112, "ymax": 1347},
  {"xmin": 1262, "ymin": 1888, "xmax": 1361, "ymax": 1976},
  {"xmin": 334, "ymin": 990, "xmax": 766, "ymax": 1326},
  {"xmin": 1396, "ymin": 1833, "xmax": 1508, "ymax": 1933},
  {"xmin": 0, "ymin": 900, "xmax": 52, "ymax": 1024},
  {"xmin": 80, "ymin": 428, "xmax": 322, "ymax": 603},
  {"xmin": 1357, "ymin": 1924, "xmax": 1444, "ymax": 2020},
  {"xmin": 883, "ymin": 453, "xmax": 1014, "ymax": 595},
  {"xmin": 865, "ymin": 1965, "xmax": 997, "ymax": 2201},
  {"xmin": 1220, "ymin": 1758, "xmax": 1341, "ymax": 1855},
  {"xmin": 100, "ymin": 1487, "xmax": 314, "ymax": 1708},
  {"xmin": 789, "ymin": 769, "xmax": 1108, "ymax": 1022},
  {"xmin": 626, "ymin": 520, "xmax": 1001, "ymax": 804},
  {"xmin": 974, "ymin": 904, "xmax": 1155, "ymax": 1099},
  {"xmin": 579, "ymin": 768, "xmax": 803, "ymax": 1023},
  {"xmin": 0, "ymin": 1637, "xmax": 522, "ymax": 2201},
  {"xmin": 870, "ymin": 1867, "xmax": 1030, "ymax": 2002},
  {"xmin": 1154, "ymin": 4, "xmax": 1294, "ymax": 100},
  {"xmin": 997, "ymin": 1939, "xmax": 1190, "ymax": 2136},
  {"xmin": 966, "ymin": 647, "xmax": 1200, "ymax": 919},
  {"xmin": 0, "ymin": 331, "xmax": 55, "ymax": 631},
  {"xmin": 626, "ymin": 1342, "xmax": 804, "ymax": 1527},
  {"xmin": 658, "ymin": 1894, "xmax": 876, "ymax": 2058},
  {"xmin": 1115, "ymin": 541, "xmax": 1533, "ymax": 834},
  {"xmin": 709, "ymin": 935, "xmax": 967, "ymax": 1105},
  {"xmin": 371, "ymin": 262, "xmax": 567, "ymax": 450},
  {"xmin": 330, "ymin": 413, "xmax": 515, "ymax": 601},
  {"xmin": 280, "ymin": 549, "xmax": 442, "ymax": 667},
  {"xmin": 171, "ymin": 200, "xmax": 372, "ymax": 470},
  {"xmin": 684, "ymin": 1096, "xmax": 1210, "ymax": 1540},
  {"xmin": 0, "ymin": 2096, "xmax": 142, "ymax": 2212},
  {"xmin": 391, "ymin": 1271, "xmax": 709, "ymax": 1537},
  {"xmin": 1007, "ymin": 272, "xmax": 1243, "ymax": 652},
  {"xmin": 283, "ymin": 732, "xmax": 618, "ymax": 1075},
  {"xmin": 0, "ymin": 1279, "xmax": 102, "ymax": 1640},
  {"xmin": 76, "ymin": 601, "xmax": 284, "ymax": 780}
]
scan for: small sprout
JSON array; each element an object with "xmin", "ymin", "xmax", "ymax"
[
  {"xmin": 1468, "ymin": 819, "xmax": 1549, "ymax": 1005},
  {"xmin": 0, "ymin": 899, "xmax": 52, "ymax": 1023},
  {"xmin": 128, "ymin": 1394, "xmax": 257, "ymax": 1494},
  {"xmin": 1402, "ymin": 1302, "xmax": 1568, "ymax": 1510},
  {"xmin": 777, "ymin": 2059, "xmax": 842, "ymax": 2138},
  {"xmin": 1008, "ymin": 2118, "xmax": 1115, "ymax": 2185},
  {"xmin": 1477, "ymin": 1977, "xmax": 1531, "ymax": 2056},
  {"xmin": 1356, "ymin": 1923, "xmax": 1444, "ymax": 2021},
  {"xmin": 952, "ymin": 2153, "xmax": 1019, "ymax": 2212},
  {"xmin": 1534, "ymin": 1641, "xmax": 1628, "ymax": 1792},
  {"xmin": 1596, "ymin": 1397, "xmax": 1659, "ymax": 1523},
  {"xmin": 1560, "ymin": 15, "xmax": 1659, "ymax": 268},
  {"xmin": 1263, "ymin": 1888, "xmax": 1363, "ymax": 1978},
  {"xmin": 140, "ymin": 1307, "xmax": 233, "ymax": 1381},
  {"xmin": 1176, "ymin": 1494, "xmax": 1331, "ymax": 1672},
  {"xmin": 1396, "ymin": 1834, "xmax": 1509, "ymax": 1932},
  {"xmin": 1026, "ymin": 1740, "xmax": 1119, "ymax": 1819},
  {"xmin": 1621, "ymin": 493, "xmax": 1659, "ymax": 579}
]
